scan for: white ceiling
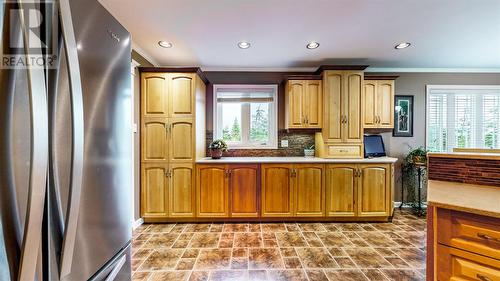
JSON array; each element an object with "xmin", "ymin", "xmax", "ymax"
[{"xmin": 99, "ymin": 0, "xmax": 500, "ymax": 70}]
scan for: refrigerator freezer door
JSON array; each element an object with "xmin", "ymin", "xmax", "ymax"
[{"xmin": 51, "ymin": 0, "xmax": 133, "ymax": 280}]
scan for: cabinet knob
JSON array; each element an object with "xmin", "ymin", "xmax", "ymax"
[
  {"xmin": 477, "ymin": 233, "xmax": 500, "ymax": 243},
  {"xmin": 477, "ymin": 274, "xmax": 492, "ymax": 281}
]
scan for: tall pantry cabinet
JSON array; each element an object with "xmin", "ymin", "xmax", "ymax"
[{"xmin": 140, "ymin": 69, "xmax": 206, "ymax": 221}]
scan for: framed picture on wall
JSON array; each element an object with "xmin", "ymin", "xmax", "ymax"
[{"xmin": 393, "ymin": 95, "xmax": 414, "ymax": 137}]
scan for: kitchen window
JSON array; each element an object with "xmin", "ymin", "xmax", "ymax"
[
  {"xmin": 426, "ymin": 85, "xmax": 500, "ymax": 152},
  {"xmin": 213, "ymin": 84, "xmax": 278, "ymax": 149}
]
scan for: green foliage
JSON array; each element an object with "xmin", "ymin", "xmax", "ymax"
[
  {"xmin": 250, "ymin": 105, "xmax": 269, "ymax": 142},
  {"xmin": 230, "ymin": 118, "xmax": 241, "ymax": 141},
  {"xmin": 209, "ymin": 139, "xmax": 228, "ymax": 151},
  {"xmin": 401, "ymin": 146, "xmax": 429, "ymax": 211}
]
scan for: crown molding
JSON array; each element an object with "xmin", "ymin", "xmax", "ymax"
[
  {"xmin": 200, "ymin": 66, "xmax": 317, "ymax": 72},
  {"xmin": 366, "ymin": 67, "xmax": 500, "ymax": 73},
  {"xmin": 131, "ymin": 41, "xmax": 159, "ymax": 66}
]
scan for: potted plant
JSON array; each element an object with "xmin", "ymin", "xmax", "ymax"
[
  {"xmin": 407, "ymin": 146, "xmax": 428, "ymax": 165},
  {"xmin": 304, "ymin": 144, "xmax": 315, "ymax": 158},
  {"xmin": 208, "ymin": 139, "xmax": 228, "ymax": 159}
]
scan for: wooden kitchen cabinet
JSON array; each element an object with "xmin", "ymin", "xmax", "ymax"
[
  {"xmin": 196, "ymin": 165, "xmax": 228, "ymax": 217},
  {"xmin": 325, "ymin": 164, "xmax": 357, "ymax": 217},
  {"xmin": 261, "ymin": 164, "xmax": 325, "ymax": 217},
  {"xmin": 285, "ymin": 80, "xmax": 322, "ymax": 129},
  {"xmin": 141, "ymin": 118, "xmax": 168, "ymax": 162},
  {"xmin": 142, "ymin": 73, "xmax": 168, "ymax": 117},
  {"xmin": 141, "ymin": 163, "xmax": 169, "ymax": 219},
  {"xmin": 261, "ymin": 164, "xmax": 294, "ymax": 217},
  {"xmin": 295, "ymin": 164, "xmax": 325, "ymax": 217},
  {"xmin": 169, "ymin": 73, "xmax": 195, "ymax": 117},
  {"xmin": 363, "ymin": 79, "xmax": 395, "ymax": 128},
  {"xmin": 229, "ymin": 164, "xmax": 259, "ymax": 218},
  {"xmin": 169, "ymin": 163, "xmax": 195, "ymax": 218},
  {"xmin": 316, "ymin": 70, "xmax": 364, "ymax": 158},
  {"xmin": 140, "ymin": 69, "xmax": 206, "ymax": 222},
  {"xmin": 168, "ymin": 118, "xmax": 195, "ymax": 163},
  {"xmin": 357, "ymin": 164, "xmax": 390, "ymax": 217}
]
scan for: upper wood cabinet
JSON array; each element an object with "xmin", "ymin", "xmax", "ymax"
[
  {"xmin": 261, "ymin": 164, "xmax": 294, "ymax": 217},
  {"xmin": 142, "ymin": 73, "xmax": 168, "ymax": 117},
  {"xmin": 285, "ymin": 80, "xmax": 322, "ymax": 129},
  {"xmin": 357, "ymin": 164, "xmax": 390, "ymax": 217},
  {"xmin": 325, "ymin": 164, "xmax": 357, "ymax": 217},
  {"xmin": 316, "ymin": 70, "xmax": 364, "ymax": 158},
  {"xmin": 170, "ymin": 74, "xmax": 195, "ymax": 117},
  {"xmin": 295, "ymin": 164, "xmax": 325, "ymax": 217},
  {"xmin": 363, "ymin": 79, "xmax": 395, "ymax": 129}
]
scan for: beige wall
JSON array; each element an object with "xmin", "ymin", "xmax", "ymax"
[
  {"xmin": 369, "ymin": 72, "xmax": 500, "ymax": 201},
  {"xmin": 132, "ymin": 50, "xmax": 153, "ymax": 221}
]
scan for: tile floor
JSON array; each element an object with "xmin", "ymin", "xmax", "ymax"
[{"xmin": 131, "ymin": 210, "xmax": 426, "ymax": 281}]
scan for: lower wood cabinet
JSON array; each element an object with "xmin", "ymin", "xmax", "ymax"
[
  {"xmin": 358, "ymin": 164, "xmax": 390, "ymax": 217},
  {"xmin": 261, "ymin": 164, "xmax": 325, "ymax": 217},
  {"xmin": 141, "ymin": 163, "xmax": 195, "ymax": 219},
  {"xmin": 229, "ymin": 164, "xmax": 259, "ymax": 218},
  {"xmin": 196, "ymin": 164, "xmax": 228, "ymax": 217},
  {"xmin": 325, "ymin": 164, "xmax": 357, "ymax": 217},
  {"xmin": 325, "ymin": 163, "xmax": 391, "ymax": 218},
  {"xmin": 141, "ymin": 163, "xmax": 169, "ymax": 219},
  {"xmin": 196, "ymin": 164, "xmax": 259, "ymax": 218}
]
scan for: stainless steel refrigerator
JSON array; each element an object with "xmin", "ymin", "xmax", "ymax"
[{"xmin": 1, "ymin": 0, "xmax": 133, "ymax": 280}]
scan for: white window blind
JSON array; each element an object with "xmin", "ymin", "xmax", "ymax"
[{"xmin": 426, "ymin": 86, "xmax": 500, "ymax": 152}]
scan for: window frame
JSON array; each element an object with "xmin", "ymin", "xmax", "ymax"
[
  {"xmin": 425, "ymin": 85, "xmax": 500, "ymax": 152},
  {"xmin": 213, "ymin": 84, "xmax": 278, "ymax": 149}
]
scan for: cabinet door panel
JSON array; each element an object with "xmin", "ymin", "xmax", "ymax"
[
  {"xmin": 169, "ymin": 118, "xmax": 194, "ymax": 162},
  {"xmin": 141, "ymin": 164, "xmax": 168, "ymax": 218},
  {"xmin": 287, "ymin": 81, "xmax": 304, "ymax": 128},
  {"xmin": 142, "ymin": 74, "xmax": 168, "ymax": 117},
  {"xmin": 324, "ymin": 72, "xmax": 342, "ymax": 142},
  {"xmin": 344, "ymin": 72, "xmax": 363, "ymax": 142},
  {"xmin": 295, "ymin": 164, "xmax": 324, "ymax": 217},
  {"xmin": 170, "ymin": 74, "xmax": 194, "ymax": 117},
  {"xmin": 261, "ymin": 165, "xmax": 293, "ymax": 217},
  {"xmin": 169, "ymin": 163, "xmax": 195, "ymax": 217},
  {"xmin": 305, "ymin": 80, "xmax": 322, "ymax": 128},
  {"xmin": 326, "ymin": 165, "xmax": 357, "ymax": 217},
  {"xmin": 377, "ymin": 81, "xmax": 394, "ymax": 128},
  {"xmin": 142, "ymin": 118, "xmax": 167, "ymax": 161},
  {"xmin": 230, "ymin": 164, "xmax": 259, "ymax": 217},
  {"xmin": 358, "ymin": 164, "xmax": 389, "ymax": 217},
  {"xmin": 363, "ymin": 81, "xmax": 377, "ymax": 128},
  {"xmin": 197, "ymin": 165, "xmax": 228, "ymax": 217}
]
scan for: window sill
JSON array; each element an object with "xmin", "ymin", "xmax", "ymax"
[{"xmin": 227, "ymin": 146, "xmax": 278, "ymax": 150}]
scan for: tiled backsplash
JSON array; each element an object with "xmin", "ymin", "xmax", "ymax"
[{"xmin": 206, "ymin": 130, "xmax": 316, "ymax": 157}]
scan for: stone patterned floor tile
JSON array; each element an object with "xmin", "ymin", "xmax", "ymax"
[{"xmin": 131, "ymin": 210, "xmax": 427, "ymax": 280}]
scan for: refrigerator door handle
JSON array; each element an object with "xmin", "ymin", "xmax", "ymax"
[
  {"xmin": 104, "ymin": 255, "xmax": 126, "ymax": 281},
  {"xmin": 17, "ymin": 1, "xmax": 49, "ymax": 280},
  {"xmin": 59, "ymin": 0, "xmax": 85, "ymax": 278}
]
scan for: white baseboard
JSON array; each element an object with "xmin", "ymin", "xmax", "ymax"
[{"xmin": 132, "ymin": 218, "xmax": 144, "ymax": 230}]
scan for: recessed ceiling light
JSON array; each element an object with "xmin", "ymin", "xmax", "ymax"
[
  {"xmin": 395, "ymin": 42, "xmax": 411, "ymax": 49},
  {"xmin": 237, "ymin": 41, "xmax": 251, "ymax": 49},
  {"xmin": 158, "ymin": 41, "xmax": 173, "ymax": 48},
  {"xmin": 306, "ymin": 41, "xmax": 320, "ymax": 49}
]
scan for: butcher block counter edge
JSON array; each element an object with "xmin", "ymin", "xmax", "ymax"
[{"xmin": 196, "ymin": 156, "xmax": 398, "ymax": 164}]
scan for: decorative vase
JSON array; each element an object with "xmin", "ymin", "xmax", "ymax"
[
  {"xmin": 210, "ymin": 148, "xmax": 223, "ymax": 159},
  {"xmin": 304, "ymin": 149, "xmax": 315, "ymax": 158}
]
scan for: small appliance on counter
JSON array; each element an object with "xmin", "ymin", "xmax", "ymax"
[{"xmin": 364, "ymin": 134, "xmax": 387, "ymax": 158}]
